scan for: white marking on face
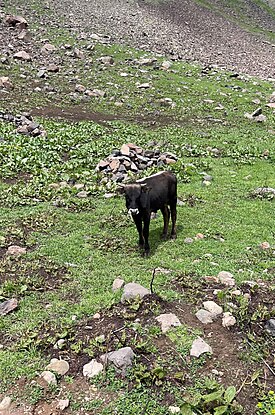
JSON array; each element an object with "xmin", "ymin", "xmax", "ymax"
[{"xmin": 128, "ymin": 208, "xmax": 139, "ymax": 216}]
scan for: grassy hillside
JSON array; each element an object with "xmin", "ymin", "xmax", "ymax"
[{"xmin": 0, "ymin": 0, "xmax": 274, "ymax": 414}]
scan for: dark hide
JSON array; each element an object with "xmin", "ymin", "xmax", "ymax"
[{"xmin": 120, "ymin": 171, "xmax": 177, "ymax": 256}]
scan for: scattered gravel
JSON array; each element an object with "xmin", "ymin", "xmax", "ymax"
[{"xmin": 46, "ymin": 0, "xmax": 275, "ymax": 79}]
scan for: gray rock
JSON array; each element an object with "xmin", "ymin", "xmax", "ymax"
[
  {"xmin": 90, "ymin": 33, "xmax": 101, "ymax": 40},
  {"xmin": 41, "ymin": 43, "xmax": 56, "ymax": 53},
  {"xmin": 252, "ymin": 187, "xmax": 275, "ymax": 197},
  {"xmin": 161, "ymin": 61, "xmax": 172, "ymax": 70},
  {"xmin": 255, "ymin": 114, "xmax": 266, "ymax": 122},
  {"xmin": 203, "ymin": 174, "xmax": 213, "ymax": 182},
  {"xmin": 242, "ymin": 280, "xmax": 258, "ymax": 288},
  {"xmin": 118, "ymin": 164, "xmax": 126, "ymax": 173},
  {"xmin": 184, "ymin": 237, "xmax": 194, "ymax": 244},
  {"xmin": 168, "ymin": 406, "xmax": 180, "ymax": 414},
  {"xmin": 98, "ymin": 56, "xmax": 114, "ymax": 65},
  {"xmin": 101, "ymin": 346, "xmax": 134, "ymax": 372},
  {"xmin": 190, "ymin": 337, "xmax": 212, "ymax": 357},
  {"xmin": 217, "ymin": 271, "xmax": 235, "ymax": 287},
  {"xmin": 0, "ymin": 76, "xmax": 13, "ymax": 90},
  {"xmin": 137, "ymin": 82, "xmax": 151, "ymax": 89},
  {"xmin": 195, "ymin": 309, "xmax": 213, "ymax": 324},
  {"xmin": 0, "ymin": 298, "xmax": 18, "ymax": 316},
  {"xmin": 75, "ymin": 84, "xmax": 86, "ymax": 93},
  {"xmin": 0, "ymin": 396, "xmax": 12, "ymax": 411},
  {"xmin": 5, "ymin": 14, "xmax": 28, "ymax": 28},
  {"xmin": 41, "ymin": 370, "xmax": 57, "ymax": 385},
  {"xmin": 112, "ymin": 278, "xmax": 125, "ymax": 292},
  {"xmin": 265, "ymin": 319, "xmax": 275, "ymax": 336},
  {"xmin": 154, "ymin": 267, "xmax": 172, "ymax": 275},
  {"xmin": 53, "ymin": 339, "xmax": 65, "ymax": 349},
  {"xmin": 121, "ymin": 282, "xmax": 150, "ymax": 303},
  {"xmin": 251, "ymin": 107, "xmax": 262, "ymax": 117},
  {"xmin": 83, "ymin": 359, "xmax": 103, "ymax": 378},
  {"xmin": 88, "ymin": 89, "xmax": 106, "ymax": 97},
  {"xmin": 104, "ymin": 192, "xmax": 116, "ymax": 198},
  {"xmin": 13, "ymin": 50, "xmax": 31, "ymax": 61},
  {"xmin": 7, "ymin": 245, "xmax": 26, "ymax": 255},
  {"xmin": 37, "ymin": 69, "xmax": 47, "ymax": 78},
  {"xmin": 74, "ymin": 48, "xmax": 84, "ymax": 59},
  {"xmin": 130, "ymin": 162, "xmax": 138, "ymax": 172},
  {"xmin": 137, "ymin": 57, "xmax": 157, "ymax": 66},
  {"xmin": 120, "ymin": 143, "xmax": 130, "ymax": 156},
  {"xmin": 203, "ymin": 301, "xmax": 223, "ymax": 317},
  {"xmin": 74, "ymin": 183, "xmax": 85, "ymax": 190},
  {"xmin": 159, "ymin": 98, "xmax": 174, "ymax": 107},
  {"xmin": 112, "ymin": 172, "xmax": 125, "ymax": 182},
  {"xmin": 245, "ymin": 109, "xmax": 266, "ymax": 122},
  {"xmin": 56, "ymin": 399, "xmax": 70, "ymax": 410},
  {"xmin": 48, "ymin": 64, "xmax": 60, "ymax": 72},
  {"xmin": 155, "ymin": 313, "xmax": 181, "ymax": 333},
  {"xmin": 46, "ymin": 358, "xmax": 69, "ymax": 375},
  {"xmin": 76, "ymin": 191, "xmax": 88, "ymax": 198},
  {"xmin": 222, "ymin": 312, "xmax": 236, "ymax": 328}
]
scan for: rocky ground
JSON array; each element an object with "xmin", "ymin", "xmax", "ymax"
[{"xmin": 46, "ymin": 0, "xmax": 275, "ymax": 79}]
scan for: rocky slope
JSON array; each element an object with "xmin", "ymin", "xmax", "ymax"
[{"xmin": 45, "ymin": 0, "xmax": 275, "ymax": 79}]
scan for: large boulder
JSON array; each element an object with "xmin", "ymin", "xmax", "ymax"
[
  {"xmin": 101, "ymin": 347, "xmax": 134, "ymax": 373},
  {"xmin": 121, "ymin": 282, "xmax": 150, "ymax": 303}
]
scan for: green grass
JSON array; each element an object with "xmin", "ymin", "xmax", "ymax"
[{"xmin": 0, "ymin": 0, "xmax": 274, "ymax": 412}]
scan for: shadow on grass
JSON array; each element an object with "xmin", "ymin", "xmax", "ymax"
[{"xmin": 138, "ymin": 223, "xmax": 184, "ymax": 257}]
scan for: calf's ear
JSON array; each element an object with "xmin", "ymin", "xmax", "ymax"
[
  {"xmin": 116, "ymin": 184, "xmax": 125, "ymax": 194},
  {"xmin": 140, "ymin": 184, "xmax": 151, "ymax": 193}
]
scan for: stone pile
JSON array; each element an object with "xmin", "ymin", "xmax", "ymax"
[
  {"xmin": 251, "ymin": 187, "xmax": 275, "ymax": 199},
  {"xmin": 96, "ymin": 143, "xmax": 178, "ymax": 182},
  {"xmin": 0, "ymin": 112, "xmax": 46, "ymax": 137}
]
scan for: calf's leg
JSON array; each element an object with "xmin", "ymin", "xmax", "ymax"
[
  {"xmin": 170, "ymin": 201, "xmax": 177, "ymax": 239},
  {"xmin": 161, "ymin": 205, "xmax": 170, "ymax": 239},
  {"xmin": 143, "ymin": 214, "xmax": 151, "ymax": 256},
  {"xmin": 133, "ymin": 215, "xmax": 144, "ymax": 247}
]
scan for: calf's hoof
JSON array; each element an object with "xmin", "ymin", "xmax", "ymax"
[
  {"xmin": 143, "ymin": 250, "xmax": 150, "ymax": 258},
  {"xmin": 161, "ymin": 233, "xmax": 168, "ymax": 240},
  {"xmin": 170, "ymin": 234, "xmax": 177, "ymax": 240}
]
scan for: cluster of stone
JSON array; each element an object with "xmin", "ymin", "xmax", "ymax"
[
  {"xmin": 0, "ymin": 112, "xmax": 46, "ymax": 137},
  {"xmin": 96, "ymin": 143, "xmax": 178, "ymax": 182}
]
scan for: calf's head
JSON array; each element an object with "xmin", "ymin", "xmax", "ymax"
[{"xmin": 119, "ymin": 183, "xmax": 151, "ymax": 216}]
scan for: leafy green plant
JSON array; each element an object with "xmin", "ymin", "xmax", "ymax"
[
  {"xmin": 131, "ymin": 363, "xmax": 166, "ymax": 387},
  {"xmin": 182, "ymin": 385, "xmax": 243, "ymax": 414},
  {"xmin": 256, "ymin": 390, "xmax": 275, "ymax": 414},
  {"xmin": 23, "ymin": 383, "xmax": 45, "ymax": 405}
]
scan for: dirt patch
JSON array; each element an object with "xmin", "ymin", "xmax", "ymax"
[
  {"xmin": 2, "ymin": 287, "xmax": 274, "ymax": 413},
  {"xmin": 2, "ymin": 172, "xmax": 32, "ymax": 186},
  {"xmin": 0, "ymin": 255, "xmax": 68, "ymax": 290},
  {"xmin": 35, "ymin": 290, "xmax": 274, "ymax": 413},
  {"xmin": 31, "ymin": 106, "xmax": 178, "ymax": 127},
  {"xmin": 0, "ymin": 212, "xmax": 58, "ymax": 259}
]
